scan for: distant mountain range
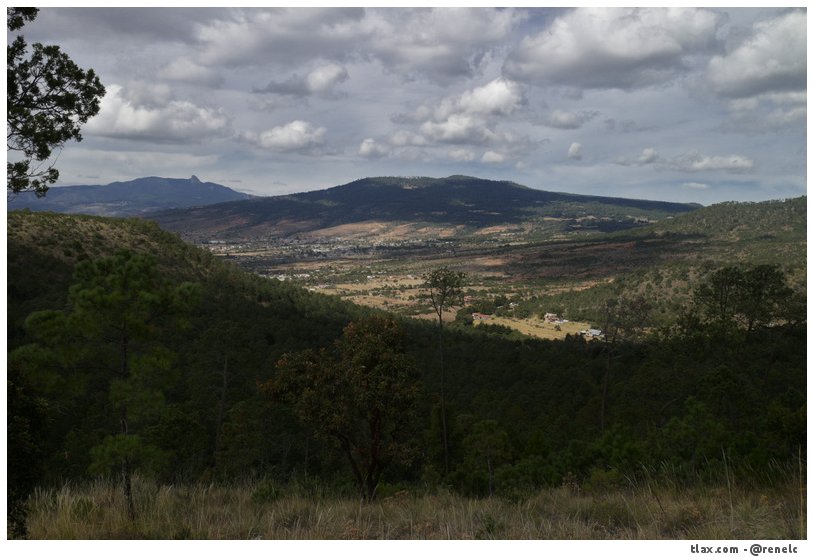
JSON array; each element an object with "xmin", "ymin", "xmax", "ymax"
[
  {"xmin": 7, "ymin": 175, "xmax": 252, "ymax": 216},
  {"xmin": 148, "ymin": 175, "xmax": 701, "ymax": 240}
]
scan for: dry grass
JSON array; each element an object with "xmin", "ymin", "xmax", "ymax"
[
  {"xmin": 21, "ymin": 476, "xmax": 805, "ymax": 540},
  {"xmin": 477, "ymin": 317, "xmax": 592, "ymax": 340}
]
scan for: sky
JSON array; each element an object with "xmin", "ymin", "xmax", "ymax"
[{"xmin": 10, "ymin": 5, "xmax": 808, "ymax": 204}]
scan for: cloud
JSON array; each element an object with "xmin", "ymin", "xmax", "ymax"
[
  {"xmin": 721, "ymin": 92, "xmax": 807, "ymax": 134},
  {"xmin": 445, "ymin": 78, "xmax": 526, "ymax": 118},
  {"xmin": 542, "ymin": 109, "xmax": 598, "ymax": 129},
  {"xmin": 388, "ymin": 78, "xmax": 539, "ymax": 163},
  {"xmin": 616, "ymin": 148, "xmax": 755, "ymax": 174},
  {"xmin": 638, "ymin": 147, "xmax": 659, "ymax": 164},
  {"xmin": 707, "ymin": 10, "xmax": 806, "ymax": 99},
  {"xmin": 682, "ymin": 182, "xmax": 709, "ymax": 190},
  {"xmin": 567, "ymin": 142, "xmax": 583, "ymax": 160},
  {"xmin": 158, "ymin": 58, "xmax": 225, "ymax": 87},
  {"xmin": 504, "ymin": 7, "xmax": 722, "ymax": 90},
  {"xmin": 411, "ymin": 78, "xmax": 528, "ymax": 148},
  {"xmin": 256, "ymin": 63, "xmax": 349, "ymax": 97},
  {"xmin": 448, "ymin": 148, "xmax": 476, "ymax": 162},
  {"xmin": 85, "ymin": 84, "xmax": 231, "ymax": 142},
  {"xmin": 389, "ymin": 130, "xmax": 427, "ymax": 147},
  {"xmin": 481, "ymin": 150, "xmax": 506, "ymax": 164},
  {"xmin": 419, "ymin": 114, "xmax": 496, "ymax": 145},
  {"xmin": 402, "ymin": 78, "xmax": 525, "ymax": 123},
  {"xmin": 197, "ymin": 8, "xmax": 366, "ymax": 67},
  {"xmin": 615, "ymin": 147, "xmax": 659, "ymax": 165},
  {"xmin": 33, "ymin": 7, "xmax": 227, "ymax": 43},
  {"xmin": 195, "ymin": 8, "xmax": 524, "ymax": 84},
  {"xmin": 604, "ymin": 118, "xmax": 652, "ymax": 134},
  {"xmin": 365, "ymin": 8, "xmax": 526, "ymax": 83},
  {"xmin": 241, "ymin": 120, "xmax": 327, "ymax": 153},
  {"xmin": 358, "ymin": 138, "xmax": 390, "ymax": 158},
  {"xmin": 673, "ymin": 153, "xmax": 755, "ymax": 173}
]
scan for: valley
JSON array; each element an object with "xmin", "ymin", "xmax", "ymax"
[
  {"xmin": 197, "ymin": 195, "xmax": 806, "ymax": 336},
  {"xmin": 204, "ymin": 231, "xmax": 608, "ymax": 337},
  {"xmin": 146, "ymin": 176, "xmax": 803, "ymax": 335}
]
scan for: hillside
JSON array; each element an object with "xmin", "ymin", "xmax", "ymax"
[
  {"xmin": 7, "ymin": 210, "xmax": 806, "ymax": 539},
  {"xmin": 6, "ymin": 175, "xmax": 252, "ymax": 217},
  {"xmin": 489, "ymin": 196, "xmax": 807, "ymax": 326},
  {"xmin": 149, "ymin": 175, "xmax": 699, "ymax": 241}
]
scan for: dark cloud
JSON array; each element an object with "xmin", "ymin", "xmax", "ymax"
[
  {"xmin": 30, "ymin": 7, "xmax": 228, "ymax": 43},
  {"xmin": 254, "ymin": 64, "xmax": 349, "ymax": 98}
]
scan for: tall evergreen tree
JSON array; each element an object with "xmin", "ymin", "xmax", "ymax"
[
  {"xmin": 421, "ymin": 267, "xmax": 466, "ymax": 475},
  {"xmin": 7, "ymin": 7, "xmax": 105, "ymax": 195},
  {"xmin": 19, "ymin": 251, "xmax": 199, "ymax": 518}
]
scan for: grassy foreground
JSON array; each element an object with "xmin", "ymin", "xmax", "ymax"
[{"xmin": 21, "ymin": 475, "xmax": 805, "ymax": 539}]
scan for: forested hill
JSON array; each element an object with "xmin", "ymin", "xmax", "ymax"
[
  {"xmin": 529, "ymin": 196, "xmax": 807, "ymax": 327},
  {"xmin": 149, "ymin": 175, "xmax": 700, "ymax": 240},
  {"xmin": 7, "ymin": 210, "xmax": 355, "ymax": 352},
  {"xmin": 6, "ymin": 175, "xmax": 252, "ymax": 217},
  {"xmin": 8, "ymin": 210, "xmax": 805, "ymax": 530}
]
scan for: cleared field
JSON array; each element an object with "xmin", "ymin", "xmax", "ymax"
[{"xmin": 476, "ymin": 316, "xmax": 592, "ymax": 340}]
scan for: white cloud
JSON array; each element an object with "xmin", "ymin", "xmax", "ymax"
[
  {"xmin": 671, "ymin": 152, "xmax": 755, "ymax": 173},
  {"xmin": 505, "ymin": 7, "xmax": 722, "ymax": 90},
  {"xmin": 411, "ymin": 78, "xmax": 525, "ymax": 123},
  {"xmin": 242, "ymin": 120, "xmax": 327, "ymax": 153},
  {"xmin": 389, "ymin": 130, "xmax": 427, "ymax": 147},
  {"xmin": 615, "ymin": 147, "xmax": 659, "ymax": 166},
  {"xmin": 448, "ymin": 148, "xmax": 476, "ymax": 162},
  {"xmin": 85, "ymin": 84, "xmax": 231, "ymax": 142},
  {"xmin": 638, "ymin": 147, "xmax": 659, "ymax": 164},
  {"xmin": 481, "ymin": 150, "xmax": 506, "ymax": 164},
  {"xmin": 419, "ymin": 114, "xmax": 496, "ymax": 145},
  {"xmin": 412, "ymin": 78, "xmax": 527, "ymax": 148},
  {"xmin": 453, "ymin": 78, "xmax": 525, "ymax": 118},
  {"xmin": 682, "ymin": 182, "xmax": 709, "ymax": 190},
  {"xmin": 358, "ymin": 138, "xmax": 390, "ymax": 158},
  {"xmin": 616, "ymin": 148, "xmax": 754, "ymax": 174},
  {"xmin": 567, "ymin": 142, "xmax": 583, "ymax": 160},
  {"xmin": 708, "ymin": 11, "xmax": 806, "ymax": 99},
  {"xmin": 306, "ymin": 63, "xmax": 349, "ymax": 93}
]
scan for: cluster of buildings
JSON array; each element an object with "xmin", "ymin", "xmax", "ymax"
[{"xmin": 546, "ymin": 312, "xmax": 603, "ymax": 339}]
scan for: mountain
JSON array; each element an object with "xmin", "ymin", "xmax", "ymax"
[
  {"xmin": 6, "ymin": 175, "xmax": 253, "ymax": 217},
  {"xmin": 150, "ymin": 175, "xmax": 700, "ymax": 240}
]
